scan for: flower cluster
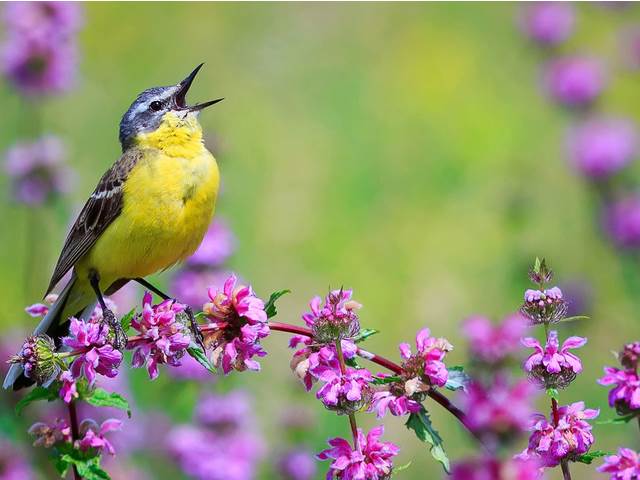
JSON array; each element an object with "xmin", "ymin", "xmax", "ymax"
[
  {"xmin": 519, "ymin": 2, "xmax": 574, "ymax": 47},
  {"xmin": 1, "ymin": 2, "xmax": 82, "ymax": 95},
  {"xmin": 127, "ymin": 292, "xmax": 191, "ymax": 380},
  {"xmin": 518, "ymin": 401, "xmax": 599, "ymax": 467},
  {"xmin": 463, "ymin": 314, "xmax": 527, "ymax": 365},
  {"xmin": 604, "ymin": 195, "xmax": 640, "ymax": 249},
  {"xmin": 10, "ymin": 334, "xmax": 59, "ymax": 385},
  {"xmin": 202, "ymin": 274, "xmax": 269, "ymax": 374},
  {"xmin": 289, "ymin": 336, "xmax": 357, "ymax": 391},
  {"xmin": 522, "ymin": 330, "xmax": 586, "ymax": 389},
  {"xmin": 399, "ymin": 327, "xmax": 452, "ymax": 388},
  {"xmin": 317, "ymin": 426, "xmax": 399, "ymax": 480},
  {"xmin": 278, "ymin": 449, "xmax": 317, "ymax": 480},
  {"xmin": 29, "ymin": 417, "xmax": 121, "ymax": 456},
  {"xmin": 451, "ymin": 456, "xmax": 542, "ymax": 480},
  {"xmin": 303, "ymin": 289, "xmax": 361, "ymax": 343},
  {"xmin": 598, "ymin": 341, "xmax": 640, "ymax": 415},
  {"xmin": 315, "ymin": 366, "xmax": 372, "ymax": 414},
  {"xmin": 598, "ymin": 447, "xmax": 640, "ymax": 479},
  {"xmin": 542, "ymin": 56, "xmax": 606, "ymax": 108},
  {"xmin": 521, "ymin": 286, "xmax": 568, "ymax": 325}
]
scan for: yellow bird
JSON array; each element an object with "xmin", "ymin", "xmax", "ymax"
[{"xmin": 4, "ymin": 64, "xmax": 222, "ymax": 390}]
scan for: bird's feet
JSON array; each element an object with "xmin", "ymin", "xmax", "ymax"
[
  {"xmin": 102, "ymin": 308, "xmax": 127, "ymax": 350},
  {"xmin": 185, "ymin": 305, "xmax": 205, "ymax": 351}
]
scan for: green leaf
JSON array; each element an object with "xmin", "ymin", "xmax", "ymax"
[
  {"xmin": 119, "ymin": 309, "xmax": 136, "ymax": 332},
  {"xmin": 83, "ymin": 388, "xmax": 131, "ymax": 418},
  {"xmin": 352, "ymin": 328, "xmax": 380, "ymax": 344},
  {"xmin": 405, "ymin": 406, "xmax": 450, "ymax": 473},
  {"xmin": 15, "ymin": 386, "xmax": 58, "ymax": 415},
  {"xmin": 60, "ymin": 454, "xmax": 110, "ymax": 480},
  {"xmin": 264, "ymin": 289, "xmax": 291, "ymax": 318},
  {"xmin": 371, "ymin": 375, "xmax": 402, "ymax": 386},
  {"xmin": 575, "ymin": 450, "xmax": 609, "ymax": 465},
  {"xmin": 546, "ymin": 388, "xmax": 559, "ymax": 400},
  {"xmin": 597, "ymin": 412, "xmax": 640, "ymax": 425},
  {"xmin": 445, "ymin": 366, "xmax": 470, "ymax": 392},
  {"xmin": 558, "ymin": 315, "xmax": 589, "ymax": 323},
  {"xmin": 345, "ymin": 357, "xmax": 360, "ymax": 369},
  {"xmin": 187, "ymin": 345, "xmax": 216, "ymax": 374},
  {"xmin": 394, "ymin": 461, "xmax": 412, "ymax": 473}
]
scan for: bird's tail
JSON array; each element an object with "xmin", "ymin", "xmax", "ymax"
[{"xmin": 3, "ymin": 273, "xmax": 96, "ymax": 391}]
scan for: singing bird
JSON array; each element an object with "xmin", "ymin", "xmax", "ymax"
[{"xmin": 4, "ymin": 64, "xmax": 222, "ymax": 390}]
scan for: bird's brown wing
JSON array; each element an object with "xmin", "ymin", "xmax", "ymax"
[{"xmin": 46, "ymin": 149, "xmax": 142, "ymax": 295}]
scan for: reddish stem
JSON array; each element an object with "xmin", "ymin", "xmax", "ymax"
[
  {"xmin": 551, "ymin": 397, "xmax": 560, "ymax": 426},
  {"xmin": 67, "ymin": 401, "xmax": 82, "ymax": 480}
]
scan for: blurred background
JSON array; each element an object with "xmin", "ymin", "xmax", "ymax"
[{"xmin": 1, "ymin": 2, "xmax": 640, "ymax": 479}]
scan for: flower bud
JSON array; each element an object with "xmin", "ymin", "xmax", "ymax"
[
  {"xmin": 521, "ymin": 286, "xmax": 568, "ymax": 324},
  {"xmin": 11, "ymin": 334, "xmax": 61, "ymax": 385}
]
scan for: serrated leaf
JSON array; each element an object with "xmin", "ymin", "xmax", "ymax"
[
  {"xmin": 352, "ymin": 329, "xmax": 380, "ymax": 344},
  {"xmin": 60, "ymin": 453, "xmax": 110, "ymax": 480},
  {"xmin": 445, "ymin": 367, "xmax": 470, "ymax": 392},
  {"xmin": 546, "ymin": 388, "xmax": 559, "ymax": 400},
  {"xmin": 119, "ymin": 309, "xmax": 136, "ymax": 332},
  {"xmin": 15, "ymin": 386, "xmax": 58, "ymax": 415},
  {"xmin": 405, "ymin": 406, "xmax": 450, "ymax": 473},
  {"xmin": 187, "ymin": 345, "xmax": 216, "ymax": 374},
  {"xmin": 83, "ymin": 388, "xmax": 131, "ymax": 418},
  {"xmin": 371, "ymin": 375, "xmax": 402, "ymax": 385},
  {"xmin": 575, "ymin": 450, "xmax": 609, "ymax": 465},
  {"xmin": 264, "ymin": 289, "xmax": 291, "ymax": 318}
]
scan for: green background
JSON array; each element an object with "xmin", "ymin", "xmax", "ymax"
[{"xmin": 1, "ymin": 3, "xmax": 640, "ymax": 479}]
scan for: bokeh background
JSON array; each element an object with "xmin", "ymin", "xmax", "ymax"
[{"xmin": 1, "ymin": 2, "xmax": 640, "ymax": 479}]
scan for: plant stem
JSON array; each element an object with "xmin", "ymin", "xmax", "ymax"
[
  {"xmin": 551, "ymin": 397, "xmax": 560, "ymax": 426},
  {"xmin": 67, "ymin": 401, "xmax": 82, "ymax": 480},
  {"xmin": 561, "ymin": 459, "xmax": 572, "ymax": 480},
  {"xmin": 335, "ymin": 339, "xmax": 360, "ymax": 450}
]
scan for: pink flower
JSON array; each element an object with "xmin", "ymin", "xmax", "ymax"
[
  {"xmin": 370, "ymin": 389, "xmax": 421, "ymax": 419},
  {"xmin": 463, "ymin": 314, "xmax": 528, "ymax": 364},
  {"xmin": 542, "ymin": 56, "xmax": 606, "ymax": 107},
  {"xmin": 77, "ymin": 419, "xmax": 121, "ymax": 456},
  {"xmin": 399, "ymin": 328, "xmax": 452, "ymax": 388},
  {"xmin": 461, "ymin": 376, "xmax": 535, "ymax": 441},
  {"xmin": 303, "ymin": 289, "xmax": 361, "ymax": 343},
  {"xmin": 63, "ymin": 318, "xmax": 122, "ymax": 385},
  {"xmin": 597, "ymin": 447, "xmax": 640, "ymax": 479},
  {"xmin": 58, "ymin": 370, "xmax": 78, "ymax": 404},
  {"xmin": 452, "ymin": 455, "xmax": 543, "ymax": 480},
  {"xmin": 598, "ymin": 367, "xmax": 640, "ymax": 413},
  {"xmin": 203, "ymin": 274, "xmax": 269, "ymax": 374},
  {"xmin": 289, "ymin": 336, "xmax": 357, "ymax": 391},
  {"xmin": 315, "ymin": 367, "xmax": 372, "ymax": 414},
  {"xmin": 278, "ymin": 449, "xmax": 317, "ymax": 480},
  {"xmin": 522, "ymin": 330, "xmax": 586, "ymax": 389},
  {"xmin": 186, "ymin": 219, "xmax": 236, "ymax": 268},
  {"xmin": 519, "ymin": 401, "xmax": 599, "ymax": 467},
  {"xmin": 519, "ymin": 2, "xmax": 575, "ymax": 46},
  {"xmin": 28, "ymin": 418, "xmax": 72, "ymax": 448},
  {"xmin": 317, "ymin": 426, "xmax": 399, "ymax": 479},
  {"xmin": 128, "ymin": 293, "xmax": 191, "ymax": 380},
  {"xmin": 521, "ymin": 286, "xmax": 568, "ymax": 324},
  {"xmin": 620, "ymin": 341, "xmax": 640, "ymax": 370}
]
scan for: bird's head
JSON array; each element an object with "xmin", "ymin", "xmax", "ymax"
[{"xmin": 118, "ymin": 64, "xmax": 222, "ymax": 150}]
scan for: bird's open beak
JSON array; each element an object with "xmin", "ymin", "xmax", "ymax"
[{"xmin": 174, "ymin": 63, "xmax": 224, "ymax": 112}]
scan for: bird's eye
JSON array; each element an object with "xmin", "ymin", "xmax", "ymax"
[{"xmin": 149, "ymin": 100, "xmax": 163, "ymax": 112}]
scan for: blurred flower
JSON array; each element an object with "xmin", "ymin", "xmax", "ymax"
[
  {"xmin": 167, "ymin": 353, "xmax": 211, "ymax": 381},
  {"xmin": 399, "ymin": 327, "xmax": 452, "ymax": 388},
  {"xmin": 0, "ymin": 437, "xmax": 35, "ymax": 479},
  {"xmin": 521, "ymin": 286, "xmax": 568, "ymax": 324},
  {"xmin": 604, "ymin": 194, "xmax": 640, "ymax": 249},
  {"xmin": 463, "ymin": 314, "xmax": 528, "ymax": 364},
  {"xmin": 77, "ymin": 419, "xmax": 121, "ymax": 456},
  {"xmin": 620, "ymin": 341, "xmax": 640, "ymax": 370},
  {"xmin": 566, "ymin": 117, "xmax": 637, "ymax": 179},
  {"xmin": 63, "ymin": 318, "xmax": 122, "ymax": 385},
  {"xmin": 620, "ymin": 25, "xmax": 640, "ymax": 70},
  {"xmin": 542, "ymin": 56, "xmax": 606, "ymax": 107},
  {"xmin": 303, "ymin": 288, "xmax": 361, "ymax": 343},
  {"xmin": 316, "ymin": 366, "xmax": 372, "ymax": 414},
  {"xmin": 170, "ymin": 268, "xmax": 229, "ymax": 310},
  {"xmin": 598, "ymin": 367, "xmax": 640, "ymax": 414},
  {"xmin": 10, "ymin": 334, "xmax": 60, "ymax": 385},
  {"xmin": 460, "ymin": 376, "xmax": 535, "ymax": 442},
  {"xmin": 128, "ymin": 293, "xmax": 191, "ymax": 380},
  {"xmin": 4, "ymin": 136, "xmax": 74, "ymax": 205},
  {"xmin": 278, "ymin": 449, "xmax": 317, "ymax": 480},
  {"xmin": 28, "ymin": 418, "xmax": 71, "ymax": 448},
  {"xmin": 522, "ymin": 330, "xmax": 586, "ymax": 389},
  {"xmin": 196, "ymin": 391, "xmax": 253, "ymax": 432},
  {"xmin": 597, "ymin": 447, "xmax": 640, "ymax": 479},
  {"xmin": 317, "ymin": 426, "xmax": 399, "ymax": 480},
  {"xmin": 559, "ymin": 280, "xmax": 592, "ymax": 317},
  {"xmin": 289, "ymin": 336, "xmax": 357, "ymax": 391},
  {"xmin": 451, "ymin": 455, "xmax": 542, "ymax": 480},
  {"xmin": 186, "ymin": 219, "xmax": 235, "ymax": 268},
  {"xmin": 203, "ymin": 274, "xmax": 269, "ymax": 374},
  {"xmin": 58, "ymin": 370, "xmax": 78, "ymax": 403},
  {"xmin": 519, "ymin": 401, "xmax": 599, "ymax": 467},
  {"xmin": 520, "ymin": 2, "xmax": 575, "ymax": 46},
  {"xmin": 2, "ymin": 2, "xmax": 82, "ymax": 41},
  {"xmin": 369, "ymin": 387, "xmax": 421, "ymax": 418}
]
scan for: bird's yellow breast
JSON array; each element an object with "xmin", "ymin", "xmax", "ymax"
[{"xmin": 79, "ymin": 112, "xmax": 219, "ymax": 288}]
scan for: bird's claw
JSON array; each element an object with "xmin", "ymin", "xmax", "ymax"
[{"xmin": 102, "ymin": 308, "xmax": 127, "ymax": 350}]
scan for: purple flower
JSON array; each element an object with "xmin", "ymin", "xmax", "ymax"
[
  {"xmin": 460, "ymin": 376, "xmax": 535, "ymax": 441},
  {"xmin": 28, "ymin": 418, "xmax": 71, "ymax": 448},
  {"xmin": 77, "ymin": 419, "xmax": 121, "ymax": 456},
  {"xmin": 128, "ymin": 293, "xmax": 191, "ymax": 380},
  {"xmin": 167, "ymin": 353, "xmax": 211, "ymax": 381},
  {"xmin": 369, "ymin": 389, "xmax": 421, "ymax": 418},
  {"xmin": 519, "ymin": 401, "xmax": 599, "ymax": 467},
  {"xmin": 605, "ymin": 195, "xmax": 640, "ymax": 249},
  {"xmin": 10, "ymin": 334, "xmax": 59, "ymax": 385},
  {"xmin": 522, "ymin": 330, "xmax": 586, "ymax": 389},
  {"xmin": 463, "ymin": 313, "xmax": 528, "ymax": 364},
  {"xmin": 203, "ymin": 274, "xmax": 269, "ymax": 374},
  {"xmin": 317, "ymin": 426, "xmax": 399, "ymax": 479},
  {"xmin": 620, "ymin": 341, "xmax": 640, "ymax": 370},
  {"xmin": 566, "ymin": 117, "xmax": 637, "ymax": 179},
  {"xmin": 315, "ymin": 366, "xmax": 372, "ymax": 414},
  {"xmin": 598, "ymin": 367, "xmax": 640, "ymax": 414},
  {"xmin": 170, "ymin": 268, "xmax": 229, "ymax": 310},
  {"xmin": 186, "ymin": 219, "xmax": 235, "ymax": 268},
  {"xmin": 278, "ymin": 450, "xmax": 317, "ymax": 480},
  {"xmin": 521, "ymin": 286, "xmax": 568, "ymax": 324},
  {"xmin": 196, "ymin": 391, "xmax": 253, "ymax": 431},
  {"xmin": 289, "ymin": 336, "xmax": 357, "ymax": 391},
  {"xmin": 597, "ymin": 447, "xmax": 640, "ymax": 479},
  {"xmin": 452, "ymin": 456, "xmax": 542, "ymax": 480},
  {"xmin": 62, "ymin": 318, "xmax": 122, "ymax": 385},
  {"xmin": 0, "ymin": 437, "xmax": 35, "ymax": 479},
  {"xmin": 4, "ymin": 136, "xmax": 74, "ymax": 205},
  {"xmin": 303, "ymin": 289, "xmax": 361, "ymax": 343},
  {"xmin": 2, "ymin": 2, "xmax": 82, "ymax": 41},
  {"xmin": 58, "ymin": 370, "xmax": 78, "ymax": 404},
  {"xmin": 399, "ymin": 327, "xmax": 452, "ymax": 388},
  {"xmin": 543, "ymin": 56, "xmax": 606, "ymax": 107},
  {"xmin": 520, "ymin": 2, "xmax": 575, "ymax": 46}
]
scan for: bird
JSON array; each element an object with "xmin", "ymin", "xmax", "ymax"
[{"xmin": 4, "ymin": 64, "xmax": 223, "ymax": 390}]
